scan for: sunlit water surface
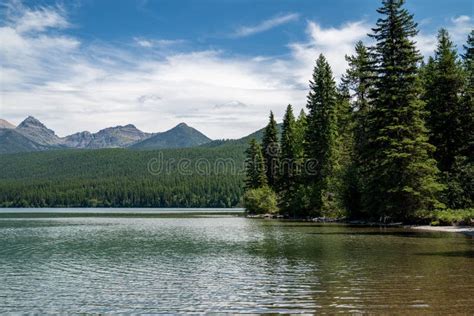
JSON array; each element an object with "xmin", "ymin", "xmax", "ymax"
[{"xmin": 0, "ymin": 212, "xmax": 472, "ymax": 313}]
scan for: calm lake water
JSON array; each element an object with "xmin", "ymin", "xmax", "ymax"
[{"xmin": 0, "ymin": 211, "xmax": 472, "ymax": 313}]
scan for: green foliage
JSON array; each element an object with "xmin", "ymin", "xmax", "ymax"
[
  {"xmin": 342, "ymin": 41, "xmax": 373, "ymax": 114},
  {"xmin": 0, "ymin": 147, "xmax": 245, "ymax": 208},
  {"xmin": 279, "ymin": 105, "xmax": 297, "ymax": 184},
  {"xmin": 415, "ymin": 208, "xmax": 474, "ymax": 226},
  {"xmin": 244, "ymin": 139, "xmax": 267, "ymax": 190},
  {"xmin": 423, "ymin": 29, "xmax": 466, "ymax": 172},
  {"xmin": 441, "ymin": 156, "xmax": 474, "ymax": 209},
  {"xmin": 364, "ymin": 0, "xmax": 443, "ymax": 220},
  {"xmin": 304, "ymin": 54, "xmax": 341, "ymax": 214},
  {"xmin": 261, "ymin": 111, "xmax": 280, "ymax": 189},
  {"xmin": 462, "ymin": 30, "xmax": 474, "ymax": 93},
  {"xmin": 335, "ymin": 84, "xmax": 355, "ymax": 218},
  {"xmin": 278, "ymin": 105, "xmax": 299, "ymax": 214},
  {"xmin": 459, "ymin": 30, "xmax": 474, "ymax": 162},
  {"xmin": 294, "ymin": 109, "xmax": 307, "ymax": 160},
  {"xmin": 242, "ymin": 186, "xmax": 278, "ymax": 214},
  {"xmin": 340, "ymin": 41, "xmax": 374, "ymax": 218},
  {"xmin": 274, "ymin": 108, "xmax": 310, "ymax": 217},
  {"xmin": 421, "ymin": 29, "xmax": 473, "ymax": 209}
]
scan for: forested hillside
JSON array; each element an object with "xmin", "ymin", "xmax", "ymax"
[{"xmin": 0, "ymin": 146, "xmax": 246, "ymax": 207}]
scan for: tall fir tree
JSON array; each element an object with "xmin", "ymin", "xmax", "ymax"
[
  {"xmin": 295, "ymin": 109, "xmax": 307, "ymax": 161},
  {"xmin": 245, "ymin": 139, "xmax": 267, "ymax": 190},
  {"xmin": 261, "ymin": 111, "xmax": 280, "ymax": 189},
  {"xmin": 304, "ymin": 54, "xmax": 341, "ymax": 214},
  {"xmin": 336, "ymin": 83, "xmax": 354, "ymax": 164},
  {"xmin": 342, "ymin": 41, "xmax": 374, "ymax": 163},
  {"xmin": 463, "ymin": 30, "xmax": 474, "ymax": 91},
  {"xmin": 445, "ymin": 30, "xmax": 474, "ymax": 209},
  {"xmin": 341, "ymin": 41, "xmax": 375, "ymax": 216},
  {"xmin": 342, "ymin": 41, "xmax": 373, "ymax": 112},
  {"xmin": 336, "ymin": 82, "xmax": 358, "ymax": 216},
  {"xmin": 279, "ymin": 104, "xmax": 298, "ymax": 213},
  {"xmin": 365, "ymin": 0, "xmax": 443, "ymax": 220},
  {"xmin": 423, "ymin": 29, "xmax": 465, "ymax": 172},
  {"xmin": 460, "ymin": 30, "xmax": 474, "ymax": 158},
  {"xmin": 291, "ymin": 109, "xmax": 311, "ymax": 215}
]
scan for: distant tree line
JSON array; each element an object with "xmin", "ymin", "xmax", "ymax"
[
  {"xmin": 244, "ymin": 0, "xmax": 473, "ymax": 222},
  {"xmin": 0, "ymin": 147, "xmax": 246, "ymax": 208}
]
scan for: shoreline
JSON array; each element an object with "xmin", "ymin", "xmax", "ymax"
[
  {"xmin": 409, "ymin": 225, "xmax": 474, "ymax": 237},
  {"xmin": 247, "ymin": 214, "xmax": 474, "ymax": 237}
]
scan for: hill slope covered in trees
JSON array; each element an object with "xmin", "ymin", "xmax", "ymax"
[{"xmin": 0, "ymin": 146, "xmax": 246, "ymax": 207}]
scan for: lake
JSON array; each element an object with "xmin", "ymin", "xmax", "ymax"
[{"xmin": 0, "ymin": 210, "xmax": 472, "ymax": 313}]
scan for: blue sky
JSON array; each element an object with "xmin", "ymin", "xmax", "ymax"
[{"xmin": 1, "ymin": 0, "xmax": 472, "ymax": 138}]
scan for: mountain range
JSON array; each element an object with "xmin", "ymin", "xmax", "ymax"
[{"xmin": 0, "ymin": 117, "xmax": 213, "ymax": 154}]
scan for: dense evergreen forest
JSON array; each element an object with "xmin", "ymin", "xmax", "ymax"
[
  {"xmin": 243, "ymin": 0, "xmax": 473, "ymax": 223},
  {"xmin": 0, "ymin": 147, "xmax": 246, "ymax": 208}
]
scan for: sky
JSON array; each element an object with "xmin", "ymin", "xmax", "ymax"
[{"xmin": 0, "ymin": 0, "xmax": 472, "ymax": 139}]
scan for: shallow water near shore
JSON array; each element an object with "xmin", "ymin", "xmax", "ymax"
[{"xmin": 0, "ymin": 211, "xmax": 472, "ymax": 313}]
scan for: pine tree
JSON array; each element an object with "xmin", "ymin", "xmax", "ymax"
[
  {"xmin": 336, "ymin": 83, "xmax": 353, "ymax": 162},
  {"xmin": 342, "ymin": 41, "xmax": 374, "ymax": 162},
  {"xmin": 460, "ymin": 30, "xmax": 474, "ymax": 158},
  {"xmin": 365, "ymin": 0, "xmax": 443, "ymax": 220},
  {"xmin": 295, "ymin": 109, "xmax": 307, "ymax": 160},
  {"xmin": 421, "ymin": 29, "xmax": 473, "ymax": 208},
  {"xmin": 336, "ymin": 82, "xmax": 358, "ymax": 216},
  {"xmin": 343, "ymin": 41, "xmax": 373, "ymax": 113},
  {"xmin": 304, "ymin": 54, "xmax": 340, "ymax": 213},
  {"xmin": 341, "ymin": 41, "xmax": 374, "ymax": 216},
  {"xmin": 289, "ymin": 109, "xmax": 310, "ymax": 215},
  {"xmin": 261, "ymin": 111, "xmax": 280, "ymax": 189},
  {"xmin": 423, "ymin": 29, "xmax": 465, "ymax": 172},
  {"xmin": 245, "ymin": 139, "xmax": 267, "ymax": 190},
  {"xmin": 279, "ymin": 104, "xmax": 298, "ymax": 213},
  {"xmin": 280, "ymin": 105, "xmax": 297, "ymax": 187},
  {"xmin": 463, "ymin": 30, "xmax": 474, "ymax": 91},
  {"xmin": 445, "ymin": 30, "xmax": 474, "ymax": 209}
]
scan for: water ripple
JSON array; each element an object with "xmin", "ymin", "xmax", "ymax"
[{"xmin": 0, "ymin": 216, "xmax": 472, "ymax": 313}]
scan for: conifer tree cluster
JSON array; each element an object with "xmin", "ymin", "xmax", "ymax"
[{"xmin": 244, "ymin": 0, "xmax": 473, "ymax": 221}]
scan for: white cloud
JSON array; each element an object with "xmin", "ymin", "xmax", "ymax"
[
  {"xmin": 15, "ymin": 7, "xmax": 68, "ymax": 33},
  {"xmin": 415, "ymin": 32, "xmax": 437, "ymax": 56},
  {"xmin": 233, "ymin": 13, "xmax": 299, "ymax": 37},
  {"xmin": 415, "ymin": 15, "xmax": 473, "ymax": 57},
  {"xmin": 2, "ymin": 1, "xmax": 69, "ymax": 34},
  {"xmin": 288, "ymin": 21, "xmax": 371, "ymax": 85},
  {"xmin": 0, "ymin": 12, "xmax": 305, "ymax": 138},
  {"xmin": 214, "ymin": 100, "xmax": 248, "ymax": 109},
  {"xmin": 449, "ymin": 15, "xmax": 473, "ymax": 42},
  {"xmin": 2, "ymin": 4, "xmax": 471, "ymax": 139},
  {"xmin": 134, "ymin": 37, "xmax": 186, "ymax": 48},
  {"xmin": 135, "ymin": 38, "xmax": 153, "ymax": 48},
  {"xmin": 0, "ymin": 6, "xmax": 368, "ymax": 138},
  {"xmin": 137, "ymin": 94, "xmax": 162, "ymax": 104}
]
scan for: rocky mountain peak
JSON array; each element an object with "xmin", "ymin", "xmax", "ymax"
[
  {"xmin": 175, "ymin": 122, "xmax": 189, "ymax": 129},
  {"xmin": 18, "ymin": 116, "xmax": 45, "ymax": 128},
  {"xmin": 1, "ymin": 116, "xmax": 212, "ymax": 152},
  {"xmin": 15, "ymin": 116, "xmax": 61, "ymax": 146}
]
